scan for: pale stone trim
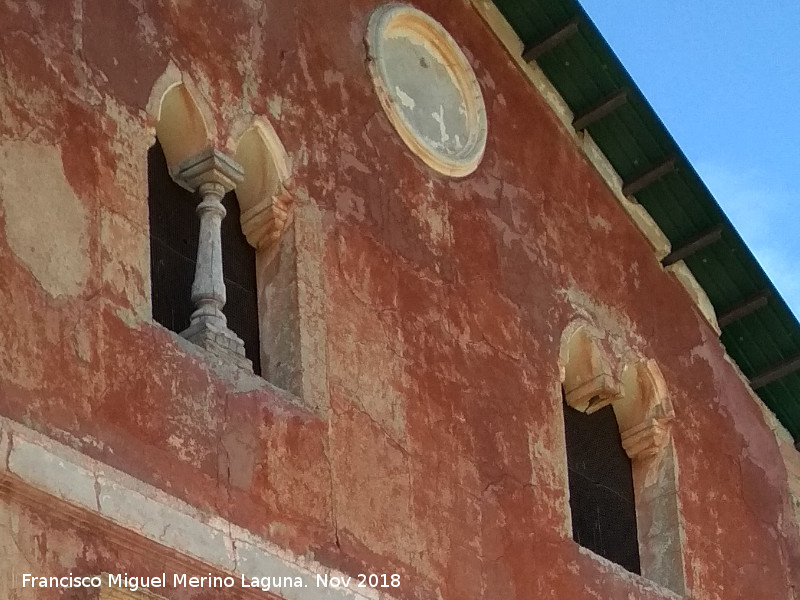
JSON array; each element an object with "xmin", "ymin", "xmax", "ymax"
[
  {"xmin": 234, "ymin": 118, "xmax": 294, "ymax": 255},
  {"xmin": 0, "ymin": 416, "xmax": 387, "ymax": 600},
  {"xmin": 293, "ymin": 192, "xmax": 331, "ymax": 415},
  {"xmin": 467, "ymin": 0, "xmax": 671, "ymax": 261},
  {"xmin": 366, "ymin": 4, "xmax": 488, "ymax": 177},
  {"xmin": 665, "ymin": 261, "xmax": 721, "ymax": 334},
  {"xmin": 560, "ymin": 324, "xmax": 621, "ymax": 414},
  {"xmin": 240, "ymin": 191, "xmax": 293, "ymax": 254},
  {"xmin": 147, "ymin": 64, "xmax": 217, "ymax": 147},
  {"xmin": 621, "ymin": 418, "xmax": 672, "ymax": 461},
  {"xmin": 153, "ymin": 83, "xmax": 213, "ymax": 170},
  {"xmin": 565, "ymin": 372, "xmax": 620, "ymax": 414},
  {"xmin": 574, "ymin": 546, "xmax": 682, "ymax": 600}
]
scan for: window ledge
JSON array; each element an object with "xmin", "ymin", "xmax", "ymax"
[
  {"xmin": 575, "ymin": 544, "xmax": 684, "ymax": 599},
  {"xmin": 162, "ymin": 324, "xmax": 315, "ymax": 416}
]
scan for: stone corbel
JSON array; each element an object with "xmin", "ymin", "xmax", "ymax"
[
  {"xmin": 621, "ymin": 417, "xmax": 673, "ymax": 460},
  {"xmin": 240, "ymin": 184, "xmax": 294, "ymax": 252},
  {"xmin": 564, "ymin": 372, "xmax": 621, "ymax": 414}
]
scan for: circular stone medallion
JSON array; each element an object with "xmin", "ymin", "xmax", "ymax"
[{"xmin": 366, "ymin": 4, "xmax": 487, "ymax": 177}]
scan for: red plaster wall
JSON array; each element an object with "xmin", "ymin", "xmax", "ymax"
[{"xmin": 0, "ymin": 1, "xmax": 798, "ymax": 599}]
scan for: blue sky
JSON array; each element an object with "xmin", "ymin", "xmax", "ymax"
[{"xmin": 578, "ymin": 0, "xmax": 800, "ymax": 319}]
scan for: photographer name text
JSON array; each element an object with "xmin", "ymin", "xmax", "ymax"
[{"xmin": 21, "ymin": 572, "xmax": 402, "ymax": 593}]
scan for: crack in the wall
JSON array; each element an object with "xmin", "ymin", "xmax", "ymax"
[
  {"xmin": 1, "ymin": 506, "xmax": 36, "ymax": 573},
  {"xmin": 350, "ymin": 394, "xmax": 407, "ymax": 454},
  {"xmin": 93, "ymin": 468, "xmax": 102, "ymax": 513},
  {"xmin": 159, "ymin": 522, "xmax": 171, "ymax": 542},
  {"xmin": 484, "ymin": 473, "xmax": 533, "ymax": 496},
  {"xmin": 3, "ymin": 431, "xmax": 13, "ymax": 473},
  {"xmin": 325, "ymin": 412, "xmax": 341, "ymax": 550},
  {"xmin": 218, "ymin": 392, "xmax": 232, "ymax": 511},
  {"xmin": 230, "ymin": 531, "xmax": 239, "ymax": 571}
]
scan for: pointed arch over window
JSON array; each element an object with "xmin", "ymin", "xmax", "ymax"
[
  {"xmin": 148, "ymin": 83, "xmax": 260, "ymax": 373},
  {"xmin": 154, "ymin": 82, "xmax": 209, "ymax": 168},
  {"xmin": 558, "ymin": 323, "xmax": 687, "ymax": 593},
  {"xmin": 561, "ymin": 326, "xmax": 640, "ymax": 572},
  {"xmin": 232, "ymin": 119, "xmax": 297, "ymax": 390},
  {"xmin": 144, "ymin": 73, "xmax": 321, "ymax": 403}
]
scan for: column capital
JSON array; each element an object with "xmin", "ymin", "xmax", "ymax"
[
  {"xmin": 172, "ymin": 147, "xmax": 244, "ymax": 194},
  {"xmin": 564, "ymin": 372, "xmax": 621, "ymax": 414}
]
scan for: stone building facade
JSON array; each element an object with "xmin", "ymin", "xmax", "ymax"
[{"xmin": 1, "ymin": 1, "xmax": 799, "ymax": 599}]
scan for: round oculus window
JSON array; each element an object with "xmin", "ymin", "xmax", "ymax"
[{"xmin": 366, "ymin": 4, "xmax": 488, "ymax": 177}]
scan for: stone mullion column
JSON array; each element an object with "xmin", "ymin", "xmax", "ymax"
[
  {"xmin": 190, "ymin": 181, "xmax": 228, "ymax": 329},
  {"xmin": 173, "ymin": 148, "xmax": 252, "ymax": 371}
]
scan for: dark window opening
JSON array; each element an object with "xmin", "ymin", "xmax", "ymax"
[
  {"xmin": 563, "ymin": 389, "xmax": 640, "ymax": 573},
  {"xmin": 148, "ymin": 141, "xmax": 262, "ymax": 375},
  {"xmin": 220, "ymin": 186, "xmax": 262, "ymax": 376}
]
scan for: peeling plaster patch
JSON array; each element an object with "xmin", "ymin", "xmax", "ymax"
[
  {"xmin": 103, "ymin": 94, "xmax": 152, "ymax": 226},
  {"xmin": 100, "ymin": 209, "xmax": 149, "ymax": 318},
  {"xmin": 335, "ymin": 188, "xmax": 366, "ymax": 221},
  {"xmin": 330, "ymin": 310, "xmax": 407, "ymax": 440},
  {"xmin": 588, "ymin": 213, "xmax": 611, "ymax": 233},
  {"xmin": 5, "ymin": 1, "xmax": 22, "ymax": 15},
  {"xmin": 560, "ymin": 284, "xmax": 646, "ymax": 357},
  {"xmin": 395, "ymin": 87, "xmax": 415, "ymax": 110},
  {"xmin": 323, "ymin": 70, "xmax": 349, "ymax": 105},
  {"xmin": 267, "ymin": 95, "xmax": 283, "ymax": 120},
  {"xmin": 339, "ymin": 152, "xmax": 371, "ymax": 175},
  {"xmin": 411, "ymin": 184, "xmax": 453, "ymax": 250},
  {"xmin": 136, "ymin": 12, "xmax": 160, "ymax": 47},
  {"xmin": 0, "ymin": 140, "xmax": 89, "ymax": 298},
  {"xmin": 25, "ymin": 0, "xmax": 43, "ymax": 19},
  {"xmin": 71, "ymin": 314, "xmax": 93, "ymax": 363},
  {"xmin": 527, "ymin": 427, "xmax": 564, "ymax": 488},
  {"xmin": 0, "ymin": 499, "xmax": 37, "ymax": 600},
  {"xmin": 166, "ymin": 434, "xmax": 203, "ymax": 467},
  {"xmin": 296, "ymin": 47, "xmax": 317, "ymax": 93}
]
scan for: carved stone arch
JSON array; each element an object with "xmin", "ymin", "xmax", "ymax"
[
  {"xmin": 228, "ymin": 116, "xmax": 312, "ymax": 401},
  {"xmin": 153, "ymin": 82, "xmax": 211, "ymax": 170},
  {"xmin": 614, "ymin": 359, "xmax": 675, "ymax": 460},
  {"xmin": 559, "ymin": 322, "xmax": 621, "ymax": 414},
  {"xmin": 145, "ymin": 67, "xmax": 261, "ymax": 370},
  {"xmin": 146, "ymin": 64, "xmax": 218, "ymax": 170},
  {"xmin": 233, "ymin": 118, "xmax": 293, "ymax": 255},
  {"xmin": 557, "ymin": 321, "xmax": 687, "ymax": 594},
  {"xmin": 616, "ymin": 358, "xmax": 686, "ymax": 594}
]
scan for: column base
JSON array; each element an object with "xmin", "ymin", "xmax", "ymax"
[{"xmin": 181, "ymin": 320, "xmax": 253, "ymax": 373}]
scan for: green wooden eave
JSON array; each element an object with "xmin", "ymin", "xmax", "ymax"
[{"xmin": 491, "ymin": 0, "xmax": 800, "ymax": 442}]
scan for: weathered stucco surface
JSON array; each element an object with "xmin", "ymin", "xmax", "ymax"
[
  {"xmin": 0, "ymin": 140, "xmax": 90, "ymax": 298},
  {"xmin": 1, "ymin": 1, "xmax": 799, "ymax": 600}
]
